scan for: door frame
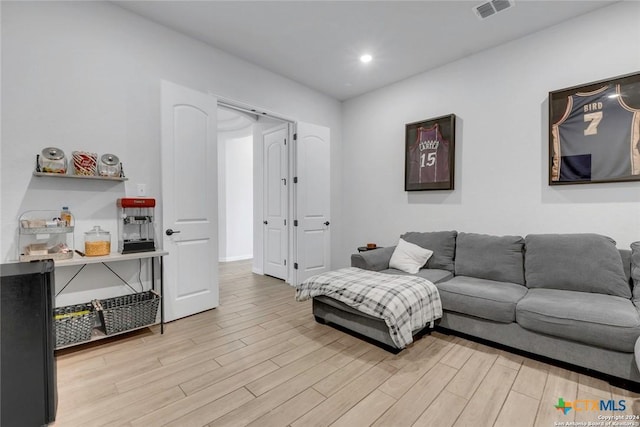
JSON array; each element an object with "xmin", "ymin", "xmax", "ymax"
[{"xmin": 216, "ymin": 97, "xmax": 296, "ymax": 283}]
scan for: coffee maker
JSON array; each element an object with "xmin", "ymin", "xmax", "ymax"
[{"xmin": 116, "ymin": 198, "xmax": 156, "ymax": 253}]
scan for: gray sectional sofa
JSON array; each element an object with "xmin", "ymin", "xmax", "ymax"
[{"xmin": 313, "ymin": 231, "xmax": 640, "ymax": 384}]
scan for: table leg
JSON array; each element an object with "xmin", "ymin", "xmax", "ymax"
[{"xmin": 160, "ymin": 256, "xmax": 164, "ymax": 334}]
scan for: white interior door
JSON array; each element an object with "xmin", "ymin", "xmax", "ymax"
[
  {"xmin": 263, "ymin": 125, "xmax": 288, "ymax": 280},
  {"xmin": 161, "ymin": 81, "xmax": 219, "ymax": 322},
  {"xmin": 294, "ymin": 122, "xmax": 331, "ymax": 285}
]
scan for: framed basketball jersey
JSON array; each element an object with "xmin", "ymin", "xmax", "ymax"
[
  {"xmin": 549, "ymin": 71, "xmax": 640, "ymax": 185},
  {"xmin": 405, "ymin": 114, "xmax": 456, "ymax": 191}
]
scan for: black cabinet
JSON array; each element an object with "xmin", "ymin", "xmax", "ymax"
[{"xmin": 1, "ymin": 261, "xmax": 57, "ymax": 426}]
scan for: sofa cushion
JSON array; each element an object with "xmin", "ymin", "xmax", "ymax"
[
  {"xmin": 454, "ymin": 232, "xmax": 525, "ymax": 285},
  {"xmin": 436, "ymin": 276, "xmax": 528, "ymax": 323},
  {"xmin": 632, "ymin": 242, "xmax": 640, "ymax": 304},
  {"xmin": 516, "ymin": 288, "xmax": 640, "ymax": 353},
  {"xmin": 401, "ymin": 231, "xmax": 457, "ymax": 272},
  {"xmin": 389, "ymin": 238, "xmax": 433, "ymax": 274},
  {"xmin": 524, "ymin": 234, "xmax": 631, "ymax": 298},
  {"xmin": 381, "ymin": 268, "xmax": 453, "ymax": 284}
]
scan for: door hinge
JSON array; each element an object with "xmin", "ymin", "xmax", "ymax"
[
  {"xmin": 294, "ymin": 220, "xmax": 298, "ymax": 226},
  {"xmin": 284, "ymin": 259, "xmax": 286, "ymax": 266},
  {"xmin": 294, "ymin": 263, "xmax": 298, "ymax": 270},
  {"xmin": 284, "ymin": 138, "xmax": 287, "ymax": 145},
  {"xmin": 293, "ymin": 177, "xmax": 298, "ymax": 184},
  {"xmin": 293, "ymin": 133, "xmax": 297, "ymax": 141},
  {"xmin": 284, "ymin": 219, "xmax": 286, "ymax": 226}
]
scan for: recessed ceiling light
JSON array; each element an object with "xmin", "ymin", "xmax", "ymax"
[{"xmin": 360, "ymin": 54, "xmax": 372, "ymax": 64}]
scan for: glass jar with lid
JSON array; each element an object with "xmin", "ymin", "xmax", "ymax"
[
  {"xmin": 84, "ymin": 226, "xmax": 111, "ymax": 256},
  {"xmin": 98, "ymin": 154, "xmax": 121, "ymax": 177},
  {"xmin": 38, "ymin": 147, "xmax": 67, "ymax": 174}
]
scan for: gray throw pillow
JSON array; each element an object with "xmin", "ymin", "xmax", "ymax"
[
  {"xmin": 524, "ymin": 234, "xmax": 631, "ymax": 298},
  {"xmin": 454, "ymin": 232, "xmax": 525, "ymax": 285},
  {"xmin": 400, "ymin": 230, "xmax": 457, "ymax": 272},
  {"xmin": 632, "ymin": 242, "xmax": 640, "ymax": 304}
]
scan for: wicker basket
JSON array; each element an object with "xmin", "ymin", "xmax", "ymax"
[
  {"xmin": 54, "ymin": 302, "xmax": 95, "ymax": 348},
  {"xmin": 95, "ymin": 290, "xmax": 160, "ymax": 335}
]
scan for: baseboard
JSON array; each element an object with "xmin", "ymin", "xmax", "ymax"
[
  {"xmin": 219, "ymin": 255, "xmax": 253, "ymax": 262},
  {"xmin": 252, "ymin": 267, "xmax": 263, "ymax": 275}
]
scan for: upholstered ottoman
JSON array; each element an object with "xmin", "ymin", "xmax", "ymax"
[{"xmin": 296, "ymin": 267, "xmax": 442, "ymax": 350}]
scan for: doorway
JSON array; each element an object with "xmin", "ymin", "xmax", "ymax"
[
  {"xmin": 216, "ymin": 104, "xmax": 291, "ymax": 282},
  {"xmin": 162, "ymin": 81, "xmax": 330, "ymax": 321}
]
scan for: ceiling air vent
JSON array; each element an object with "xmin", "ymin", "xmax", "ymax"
[{"xmin": 474, "ymin": 0, "xmax": 514, "ymax": 20}]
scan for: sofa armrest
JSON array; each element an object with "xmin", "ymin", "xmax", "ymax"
[{"xmin": 351, "ymin": 246, "xmax": 396, "ymax": 271}]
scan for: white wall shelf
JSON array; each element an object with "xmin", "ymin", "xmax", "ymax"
[{"xmin": 33, "ymin": 171, "xmax": 128, "ymax": 182}]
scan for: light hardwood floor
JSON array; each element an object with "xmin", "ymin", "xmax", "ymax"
[{"xmin": 53, "ymin": 260, "xmax": 640, "ymax": 427}]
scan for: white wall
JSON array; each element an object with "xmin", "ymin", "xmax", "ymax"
[
  {"xmin": 339, "ymin": 1, "xmax": 640, "ymax": 267},
  {"xmin": 218, "ymin": 127, "xmax": 254, "ymax": 262},
  {"xmin": 223, "ymin": 133, "xmax": 253, "ymax": 261},
  {"xmin": 1, "ymin": 2, "xmax": 342, "ymax": 302},
  {"xmin": 218, "ymin": 129, "xmax": 228, "ymax": 262}
]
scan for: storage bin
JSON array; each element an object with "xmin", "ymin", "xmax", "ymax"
[
  {"xmin": 54, "ymin": 303, "xmax": 95, "ymax": 348},
  {"xmin": 94, "ymin": 290, "xmax": 160, "ymax": 335}
]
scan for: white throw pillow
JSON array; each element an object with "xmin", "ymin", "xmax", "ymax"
[{"xmin": 389, "ymin": 238, "xmax": 434, "ymax": 274}]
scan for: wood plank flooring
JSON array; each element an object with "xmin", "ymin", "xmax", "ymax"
[{"xmin": 53, "ymin": 260, "xmax": 640, "ymax": 426}]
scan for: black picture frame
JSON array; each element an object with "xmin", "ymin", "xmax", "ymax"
[
  {"xmin": 405, "ymin": 114, "xmax": 455, "ymax": 191},
  {"xmin": 549, "ymin": 71, "xmax": 640, "ymax": 185}
]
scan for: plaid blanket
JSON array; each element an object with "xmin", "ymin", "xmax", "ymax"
[{"xmin": 296, "ymin": 267, "xmax": 442, "ymax": 348}]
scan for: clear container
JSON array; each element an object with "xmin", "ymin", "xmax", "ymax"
[
  {"xmin": 39, "ymin": 147, "xmax": 67, "ymax": 174},
  {"xmin": 84, "ymin": 226, "xmax": 111, "ymax": 256},
  {"xmin": 98, "ymin": 154, "xmax": 121, "ymax": 177}
]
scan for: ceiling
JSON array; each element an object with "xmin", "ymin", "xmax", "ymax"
[{"xmin": 114, "ymin": 0, "xmax": 617, "ymax": 101}]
